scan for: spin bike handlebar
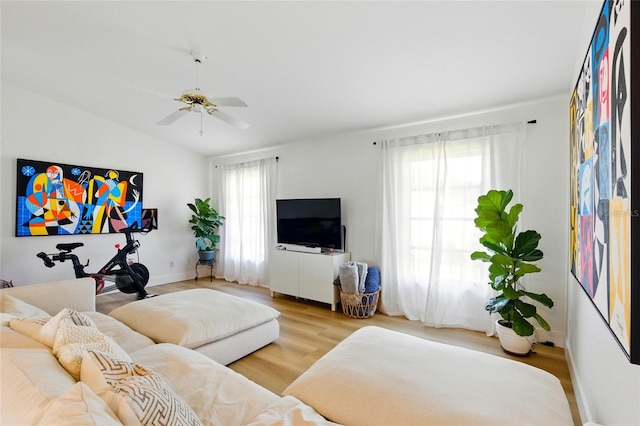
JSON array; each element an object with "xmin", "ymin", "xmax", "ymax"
[
  {"xmin": 36, "ymin": 251, "xmax": 56, "ymax": 268},
  {"xmin": 36, "ymin": 247, "xmax": 87, "ymax": 280}
]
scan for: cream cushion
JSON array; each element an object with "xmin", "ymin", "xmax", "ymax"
[
  {"xmin": 284, "ymin": 326, "xmax": 573, "ymax": 426},
  {"xmin": 36, "ymin": 382, "xmax": 121, "ymax": 426},
  {"xmin": 84, "ymin": 311, "xmax": 155, "ymax": 353},
  {"xmin": 0, "ymin": 278, "xmax": 96, "ymax": 314},
  {"xmin": 130, "ymin": 343, "xmax": 280, "ymax": 426},
  {"xmin": 0, "ymin": 346, "xmax": 76, "ymax": 425},
  {"xmin": 109, "ymin": 289, "xmax": 280, "ymax": 348},
  {"xmin": 1, "ymin": 294, "xmax": 51, "ymax": 318}
]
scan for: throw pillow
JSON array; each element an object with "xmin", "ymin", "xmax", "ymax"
[
  {"xmin": 36, "ymin": 382, "xmax": 121, "ymax": 426},
  {"xmin": 9, "ymin": 316, "xmax": 49, "ymax": 341},
  {"xmin": 81, "ymin": 350, "xmax": 202, "ymax": 426},
  {"xmin": 53, "ymin": 314, "xmax": 131, "ymax": 380},
  {"xmin": 1, "ymin": 294, "xmax": 51, "ymax": 318},
  {"xmin": 9, "ymin": 308, "xmax": 96, "ymax": 349}
]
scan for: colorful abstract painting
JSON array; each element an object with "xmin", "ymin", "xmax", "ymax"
[
  {"xmin": 16, "ymin": 159, "xmax": 144, "ymax": 236},
  {"xmin": 569, "ymin": 0, "xmax": 637, "ymax": 364}
]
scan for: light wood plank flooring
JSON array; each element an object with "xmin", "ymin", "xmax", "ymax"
[{"xmin": 96, "ymin": 279, "xmax": 580, "ymax": 425}]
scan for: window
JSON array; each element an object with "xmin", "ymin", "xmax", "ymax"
[
  {"xmin": 216, "ymin": 159, "xmax": 276, "ymax": 286},
  {"xmin": 379, "ymin": 123, "xmax": 524, "ymax": 333}
]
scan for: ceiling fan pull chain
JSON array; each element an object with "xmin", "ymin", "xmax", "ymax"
[
  {"xmin": 195, "ymin": 59, "xmax": 200, "ymax": 92},
  {"xmin": 200, "ymin": 113, "xmax": 204, "ymax": 136}
]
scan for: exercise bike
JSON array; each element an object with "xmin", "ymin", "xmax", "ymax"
[{"xmin": 37, "ymin": 224, "xmax": 152, "ymax": 299}]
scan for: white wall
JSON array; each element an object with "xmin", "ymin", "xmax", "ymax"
[
  {"xmin": 1, "ymin": 83, "xmax": 208, "ymax": 287},
  {"xmin": 212, "ymin": 96, "xmax": 570, "ymax": 347}
]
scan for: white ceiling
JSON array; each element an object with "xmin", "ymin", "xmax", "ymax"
[{"xmin": 1, "ymin": 1, "xmax": 601, "ymax": 157}]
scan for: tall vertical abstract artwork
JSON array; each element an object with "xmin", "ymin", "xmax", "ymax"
[
  {"xmin": 16, "ymin": 159, "xmax": 144, "ymax": 237},
  {"xmin": 570, "ymin": 0, "xmax": 637, "ymax": 364}
]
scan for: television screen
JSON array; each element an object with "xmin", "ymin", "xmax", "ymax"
[{"xmin": 276, "ymin": 198, "xmax": 342, "ymax": 250}]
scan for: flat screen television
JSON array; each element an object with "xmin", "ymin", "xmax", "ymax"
[{"xmin": 276, "ymin": 198, "xmax": 342, "ymax": 250}]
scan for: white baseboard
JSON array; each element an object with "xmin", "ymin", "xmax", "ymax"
[{"xmin": 565, "ymin": 341, "xmax": 589, "ymax": 424}]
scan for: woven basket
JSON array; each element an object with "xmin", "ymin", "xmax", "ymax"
[{"xmin": 340, "ymin": 289, "xmax": 380, "ymax": 319}]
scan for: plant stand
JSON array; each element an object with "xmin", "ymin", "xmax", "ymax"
[{"xmin": 195, "ymin": 258, "xmax": 215, "ymax": 281}]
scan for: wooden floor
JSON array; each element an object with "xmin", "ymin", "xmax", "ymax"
[{"xmin": 96, "ymin": 279, "xmax": 580, "ymax": 425}]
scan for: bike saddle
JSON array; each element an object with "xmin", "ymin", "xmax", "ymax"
[{"xmin": 56, "ymin": 242, "xmax": 84, "ymax": 251}]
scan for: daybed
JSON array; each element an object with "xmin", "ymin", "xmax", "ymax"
[{"xmin": 1, "ymin": 278, "xmax": 574, "ymax": 425}]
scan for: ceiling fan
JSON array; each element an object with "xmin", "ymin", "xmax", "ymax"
[{"xmin": 157, "ymin": 51, "xmax": 250, "ymax": 133}]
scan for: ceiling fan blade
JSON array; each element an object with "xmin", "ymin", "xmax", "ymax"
[
  {"xmin": 208, "ymin": 97, "xmax": 248, "ymax": 107},
  {"xmin": 157, "ymin": 109, "xmax": 189, "ymax": 125},
  {"xmin": 210, "ymin": 110, "xmax": 250, "ymax": 129}
]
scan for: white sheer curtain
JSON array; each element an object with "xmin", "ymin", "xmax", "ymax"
[
  {"xmin": 215, "ymin": 158, "xmax": 277, "ymax": 286},
  {"xmin": 377, "ymin": 123, "xmax": 526, "ymax": 333}
]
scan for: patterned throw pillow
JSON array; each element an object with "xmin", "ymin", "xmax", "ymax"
[
  {"xmin": 53, "ymin": 314, "xmax": 131, "ymax": 380},
  {"xmin": 81, "ymin": 350, "xmax": 202, "ymax": 426}
]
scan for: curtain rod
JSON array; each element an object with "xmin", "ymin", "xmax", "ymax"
[
  {"xmin": 214, "ymin": 156, "xmax": 279, "ymax": 168},
  {"xmin": 371, "ymin": 119, "xmax": 537, "ymax": 145}
]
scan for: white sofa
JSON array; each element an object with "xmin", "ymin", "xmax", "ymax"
[
  {"xmin": 0, "ymin": 279, "xmax": 335, "ymax": 425},
  {"xmin": 1, "ymin": 278, "xmax": 574, "ymax": 426}
]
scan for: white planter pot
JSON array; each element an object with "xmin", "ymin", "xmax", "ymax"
[{"xmin": 495, "ymin": 320, "xmax": 533, "ymax": 356}]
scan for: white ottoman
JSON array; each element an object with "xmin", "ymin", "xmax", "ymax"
[
  {"xmin": 108, "ymin": 289, "xmax": 280, "ymax": 365},
  {"xmin": 284, "ymin": 326, "xmax": 573, "ymax": 426}
]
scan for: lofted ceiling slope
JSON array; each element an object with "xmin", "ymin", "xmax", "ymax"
[{"xmin": 1, "ymin": 1, "xmax": 602, "ymax": 156}]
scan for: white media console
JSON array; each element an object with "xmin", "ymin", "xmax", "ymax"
[{"xmin": 269, "ymin": 248, "xmax": 350, "ymax": 311}]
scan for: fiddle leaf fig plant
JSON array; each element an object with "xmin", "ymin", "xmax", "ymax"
[
  {"xmin": 471, "ymin": 189, "xmax": 553, "ymax": 337},
  {"xmin": 188, "ymin": 198, "xmax": 225, "ymax": 251}
]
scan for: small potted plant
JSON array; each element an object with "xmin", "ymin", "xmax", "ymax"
[
  {"xmin": 188, "ymin": 197, "xmax": 225, "ymax": 261},
  {"xmin": 470, "ymin": 189, "xmax": 553, "ymax": 355}
]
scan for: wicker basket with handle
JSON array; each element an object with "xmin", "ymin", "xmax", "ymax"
[{"xmin": 340, "ymin": 289, "xmax": 380, "ymax": 319}]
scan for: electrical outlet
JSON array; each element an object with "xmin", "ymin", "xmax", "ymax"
[{"xmin": 169, "ymin": 261, "xmax": 174, "ymax": 268}]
